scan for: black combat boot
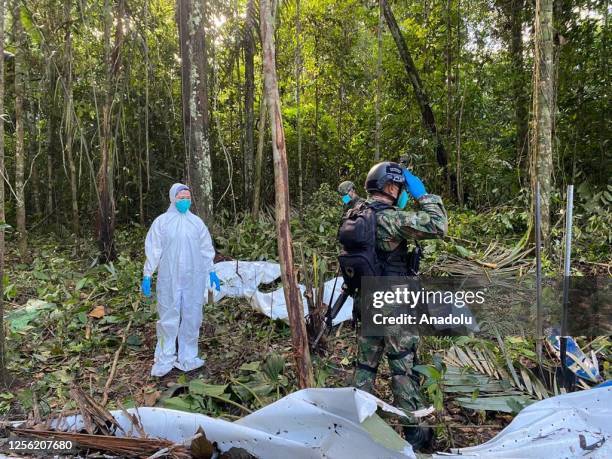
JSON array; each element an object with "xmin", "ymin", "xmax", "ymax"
[{"xmin": 403, "ymin": 425, "xmax": 433, "ymax": 451}]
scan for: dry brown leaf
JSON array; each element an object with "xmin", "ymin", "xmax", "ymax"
[
  {"xmin": 88, "ymin": 305, "xmax": 106, "ymax": 319},
  {"xmin": 143, "ymin": 390, "xmax": 161, "ymax": 406}
]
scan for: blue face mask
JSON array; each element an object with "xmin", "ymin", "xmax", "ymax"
[
  {"xmin": 396, "ymin": 190, "xmax": 409, "ymax": 210},
  {"xmin": 341, "ymin": 194, "xmax": 351, "ymax": 205},
  {"xmin": 176, "ymin": 199, "xmax": 191, "ymax": 213}
]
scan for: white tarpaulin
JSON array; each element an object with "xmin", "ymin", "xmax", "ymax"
[
  {"xmin": 212, "ymin": 261, "xmax": 353, "ymax": 325},
  {"xmin": 434, "ymin": 385, "xmax": 612, "ymax": 458},
  {"xmin": 46, "ymin": 388, "xmax": 416, "ymax": 459}
]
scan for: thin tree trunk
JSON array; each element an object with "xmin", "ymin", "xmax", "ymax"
[
  {"xmin": 143, "ymin": 0, "xmax": 150, "ymax": 222},
  {"xmin": 314, "ymin": 31, "xmax": 320, "ymax": 186},
  {"xmin": 456, "ymin": 91, "xmax": 465, "ymax": 205},
  {"xmin": 445, "ymin": 0, "xmax": 453, "ymax": 148},
  {"xmin": 455, "ymin": 0, "xmax": 464, "ymax": 204},
  {"xmin": 244, "ymin": 0, "xmax": 255, "ymax": 210},
  {"xmin": 295, "ymin": 0, "xmax": 303, "ymax": 214},
  {"xmin": 63, "ymin": 0, "xmax": 79, "ymax": 235},
  {"xmin": 375, "ymin": 0, "xmax": 383, "ymax": 160},
  {"xmin": 13, "ymin": 0, "xmax": 27, "ymax": 260},
  {"xmin": 46, "ymin": 154, "xmax": 53, "ymax": 218},
  {"xmin": 0, "ymin": 0, "xmax": 6, "ymax": 386},
  {"xmin": 551, "ymin": 0, "xmax": 563, "ymax": 173},
  {"xmin": 235, "ymin": 50, "xmax": 244, "ymax": 206},
  {"xmin": 510, "ymin": 0, "xmax": 528, "ymax": 185},
  {"xmin": 97, "ymin": 0, "xmax": 123, "ymax": 262},
  {"xmin": 30, "ymin": 133, "xmax": 41, "ymax": 217},
  {"xmin": 260, "ymin": 0, "xmax": 313, "ymax": 389},
  {"xmin": 531, "ymin": 0, "xmax": 555, "ymax": 245},
  {"xmin": 46, "ymin": 61, "xmax": 60, "ymax": 217},
  {"xmin": 177, "ymin": 0, "xmax": 213, "ymax": 222},
  {"xmin": 252, "ymin": 90, "xmax": 266, "ymax": 219},
  {"xmin": 381, "ymin": 0, "xmax": 451, "ymax": 190}
]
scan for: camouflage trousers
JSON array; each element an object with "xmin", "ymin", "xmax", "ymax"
[{"xmin": 352, "ymin": 330, "xmax": 423, "ymax": 413}]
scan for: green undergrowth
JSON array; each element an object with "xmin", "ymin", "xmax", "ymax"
[{"xmin": 1, "ymin": 188, "xmax": 609, "ymax": 443}]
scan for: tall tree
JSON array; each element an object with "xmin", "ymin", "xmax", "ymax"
[
  {"xmin": 0, "ymin": 0, "xmax": 6, "ymax": 386},
  {"xmin": 380, "ymin": 0, "xmax": 451, "ymax": 192},
  {"xmin": 96, "ymin": 0, "xmax": 124, "ymax": 262},
  {"xmin": 531, "ymin": 0, "xmax": 555, "ymax": 244},
  {"xmin": 177, "ymin": 0, "xmax": 213, "ymax": 221},
  {"xmin": 499, "ymin": 0, "xmax": 529, "ymax": 184},
  {"xmin": 295, "ymin": 0, "xmax": 303, "ymax": 213},
  {"xmin": 12, "ymin": 0, "xmax": 27, "ymax": 259},
  {"xmin": 62, "ymin": 0, "xmax": 79, "ymax": 236},
  {"xmin": 260, "ymin": 0, "xmax": 313, "ymax": 389},
  {"xmin": 45, "ymin": 50, "xmax": 60, "ymax": 217},
  {"xmin": 243, "ymin": 0, "xmax": 255, "ymax": 209},
  {"xmin": 252, "ymin": 90, "xmax": 266, "ymax": 219},
  {"xmin": 375, "ymin": 0, "xmax": 383, "ymax": 160}
]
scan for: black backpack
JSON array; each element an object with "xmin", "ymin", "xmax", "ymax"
[{"xmin": 337, "ymin": 201, "xmax": 390, "ymax": 294}]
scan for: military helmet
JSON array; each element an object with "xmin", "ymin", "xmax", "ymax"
[
  {"xmin": 337, "ymin": 181, "xmax": 355, "ymax": 195},
  {"xmin": 365, "ymin": 162, "xmax": 405, "ymax": 194}
]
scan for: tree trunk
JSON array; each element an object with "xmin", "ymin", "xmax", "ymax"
[
  {"xmin": 260, "ymin": 0, "xmax": 314, "ymax": 389},
  {"xmin": 13, "ymin": 0, "xmax": 27, "ymax": 260},
  {"xmin": 295, "ymin": 0, "xmax": 303, "ymax": 214},
  {"xmin": 531, "ymin": 0, "xmax": 555, "ymax": 245},
  {"xmin": 313, "ymin": 31, "xmax": 320, "ymax": 187},
  {"xmin": 375, "ymin": 0, "xmax": 383, "ymax": 160},
  {"xmin": 143, "ymin": 0, "xmax": 150, "ymax": 222},
  {"xmin": 0, "ymin": 0, "xmax": 6, "ymax": 386},
  {"xmin": 46, "ymin": 61, "xmax": 60, "ymax": 217},
  {"xmin": 63, "ymin": 0, "xmax": 79, "ymax": 236},
  {"xmin": 252, "ymin": 90, "xmax": 266, "ymax": 219},
  {"xmin": 244, "ymin": 0, "xmax": 255, "ymax": 209},
  {"xmin": 551, "ymin": 0, "xmax": 564, "ymax": 170},
  {"xmin": 177, "ymin": 0, "xmax": 213, "ymax": 222},
  {"xmin": 509, "ymin": 0, "xmax": 529, "ymax": 184},
  {"xmin": 96, "ymin": 0, "xmax": 123, "ymax": 263},
  {"xmin": 30, "ymin": 132, "xmax": 41, "ymax": 217},
  {"xmin": 381, "ymin": 0, "xmax": 451, "ymax": 188}
]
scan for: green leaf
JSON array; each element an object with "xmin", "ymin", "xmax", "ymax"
[
  {"xmin": 161, "ymin": 395, "xmax": 199, "ymax": 412},
  {"xmin": 6, "ymin": 300, "xmax": 53, "ymax": 332},
  {"xmin": 76, "ymin": 277, "xmax": 89, "ymax": 291},
  {"xmin": 239, "ymin": 361, "xmax": 260, "ymax": 372},
  {"xmin": 262, "ymin": 353, "xmax": 285, "ymax": 381},
  {"xmin": 455, "ymin": 245, "xmax": 471, "ymax": 258},
  {"xmin": 99, "ymin": 315, "xmax": 119, "ymax": 324},
  {"xmin": 33, "ymin": 271, "xmax": 51, "ymax": 281},
  {"xmin": 188, "ymin": 380, "xmax": 228, "ymax": 398},
  {"xmin": 77, "ymin": 312, "xmax": 88, "ymax": 324},
  {"xmin": 126, "ymin": 334, "xmax": 142, "ymax": 347},
  {"xmin": 413, "ymin": 364, "xmax": 441, "ymax": 380},
  {"xmin": 455, "ymin": 395, "xmax": 533, "ymax": 413}
]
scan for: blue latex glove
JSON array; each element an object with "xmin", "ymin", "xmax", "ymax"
[
  {"xmin": 141, "ymin": 276, "xmax": 152, "ymax": 297},
  {"xmin": 402, "ymin": 169, "xmax": 427, "ymax": 200},
  {"xmin": 209, "ymin": 271, "xmax": 221, "ymax": 292}
]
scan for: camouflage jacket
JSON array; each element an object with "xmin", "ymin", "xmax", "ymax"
[
  {"xmin": 367, "ymin": 194, "xmax": 448, "ymax": 252},
  {"xmin": 344, "ymin": 195, "xmax": 365, "ymax": 211}
]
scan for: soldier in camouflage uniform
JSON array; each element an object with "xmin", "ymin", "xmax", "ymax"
[
  {"xmin": 352, "ymin": 161, "xmax": 447, "ymax": 450},
  {"xmin": 337, "ymin": 181, "xmax": 364, "ymax": 210}
]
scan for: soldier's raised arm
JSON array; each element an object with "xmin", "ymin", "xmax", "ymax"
[{"xmin": 380, "ymin": 194, "xmax": 448, "ymax": 240}]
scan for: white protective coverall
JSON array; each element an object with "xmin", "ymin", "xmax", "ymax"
[{"xmin": 144, "ymin": 183, "xmax": 215, "ymax": 377}]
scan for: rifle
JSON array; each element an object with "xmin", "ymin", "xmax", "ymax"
[
  {"xmin": 407, "ymin": 242, "xmax": 422, "ymax": 276},
  {"xmin": 311, "ymin": 286, "xmax": 351, "ymax": 350}
]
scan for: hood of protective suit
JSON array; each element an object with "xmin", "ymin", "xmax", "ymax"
[{"xmin": 168, "ymin": 183, "xmax": 191, "ymax": 213}]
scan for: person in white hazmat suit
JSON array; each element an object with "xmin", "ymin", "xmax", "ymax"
[{"xmin": 141, "ymin": 183, "xmax": 221, "ymax": 377}]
